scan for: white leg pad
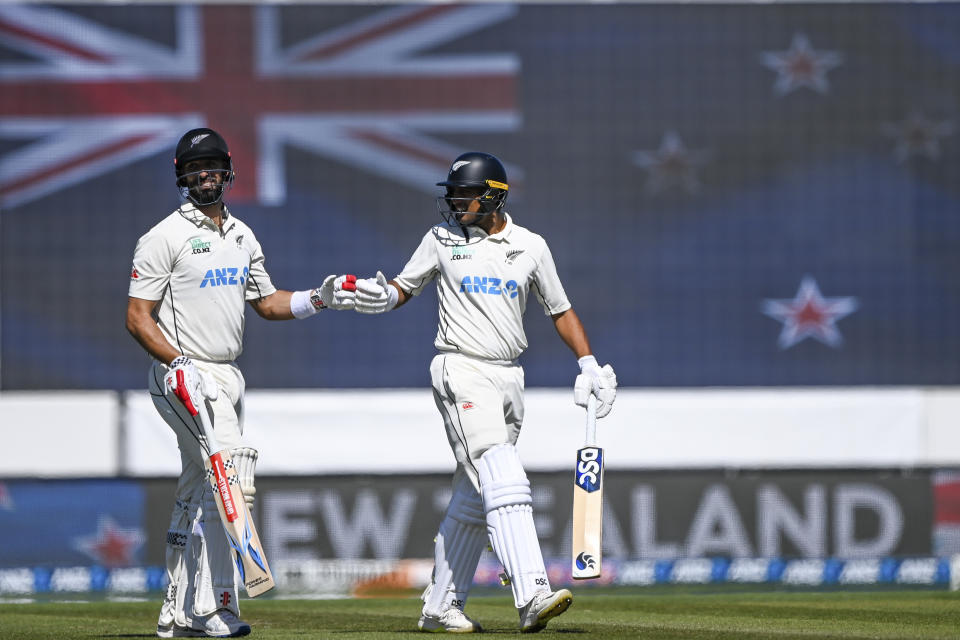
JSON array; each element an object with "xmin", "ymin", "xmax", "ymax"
[
  {"xmin": 192, "ymin": 491, "xmax": 240, "ymax": 617},
  {"xmin": 177, "ymin": 507, "xmax": 204, "ymax": 627},
  {"xmin": 160, "ymin": 499, "xmax": 193, "ymax": 628},
  {"xmin": 478, "ymin": 444, "xmax": 550, "ymax": 609},
  {"xmin": 231, "ymin": 447, "xmax": 258, "ymax": 511},
  {"xmin": 423, "ymin": 473, "xmax": 487, "ymax": 616}
]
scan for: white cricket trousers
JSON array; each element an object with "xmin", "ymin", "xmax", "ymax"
[
  {"xmin": 430, "ymin": 353, "xmax": 524, "ymax": 491},
  {"xmin": 149, "ymin": 359, "xmax": 246, "ymax": 619}
]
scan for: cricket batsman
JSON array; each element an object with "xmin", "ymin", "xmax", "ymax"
[
  {"xmin": 126, "ymin": 127, "xmax": 357, "ymax": 637},
  {"xmin": 351, "ymin": 151, "xmax": 618, "ymax": 633}
]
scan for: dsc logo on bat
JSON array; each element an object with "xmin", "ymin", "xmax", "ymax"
[{"xmin": 576, "ymin": 447, "xmax": 603, "ymax": 493}]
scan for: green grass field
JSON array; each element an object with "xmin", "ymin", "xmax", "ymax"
[{"xmin": 1, "ymin": 588, "xmax": 958, "ymax": 639}]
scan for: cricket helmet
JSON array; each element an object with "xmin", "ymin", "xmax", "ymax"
[
  {"xmin": 174, "ymin": 127, "xmax": 234, "ymax": 206},
  {"xmin": 436, "ymin": 151, "xmax": 509, "ymax": 225}
]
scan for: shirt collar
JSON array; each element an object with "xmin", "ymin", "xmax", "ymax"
[{"xmin": 177, "ymin": 202, "xmax": 230, "ymax": 230}]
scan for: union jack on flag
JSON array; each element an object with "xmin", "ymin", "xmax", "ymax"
[{"xmin": 0, "ymin": 4, "xmax": 520, "ymax": 208}]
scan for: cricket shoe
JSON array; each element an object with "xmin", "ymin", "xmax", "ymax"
[
  {"xmin": 418, "ymin": 608, "xmax": 483, "ymax": 633},
  {"xmin": 518, "ymin": 589, "xmax": 573, "ymax": 633},
  {"xmin": 195, "ymin": 609, "xmax": 251, "ymax": 637},
  {"xmin": 156, "ymin": 622, "xmax": 204, "ymax": 638}
]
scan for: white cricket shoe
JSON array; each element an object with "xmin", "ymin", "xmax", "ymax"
[
  {"xmin": 195, "ymin": 609, "xmax": 251, "ymax": 637},
  {"xmin": 157, "ymin": 590, "xmax": 175, "ymax": 628},
  {"xmin": 418, "ymin": 608, "xmax": 483, "ymax": 633},
  {"xmin": 518, "ymin": 589, "xmax": 573, "ymax": 633},
  {"xmin": 156, "ymin": 622, "xmax": 204, "ymax": 638}
]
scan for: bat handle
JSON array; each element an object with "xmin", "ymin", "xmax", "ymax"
[{"xmin": 585, "ymin": 394, "xmax": 598, "ymax": 446}]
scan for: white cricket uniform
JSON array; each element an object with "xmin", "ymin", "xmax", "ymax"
[
  {"xmin": 394, "ymin": 213, "xmax": 571, "ymax": 486},
  {"xmin": 129, "ymin": 203, "xmax": 277, "ymax": 363},
  {"xmin": 129, "ymin": 203, "xmax": 277, "ymax": 619}
]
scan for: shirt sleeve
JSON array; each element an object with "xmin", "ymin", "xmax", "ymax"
[
  {"xmin": 128, "ymin": 229, "xmax": 172, "ymax": 301},
  {"xmin": 244, "ymin": 233, "xmax": 278, "ymax": 301},
  {"xmin": 394, "ymin": 230, "xmax": 439, "ymax": 296},
  {"xmin": 531, "ymin": 241, "xmax": 572, "ymax": 316}
]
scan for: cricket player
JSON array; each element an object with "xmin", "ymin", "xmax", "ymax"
[
  {"xmin": 352, "ymin": 151, "xmax": 617, "ymax": 633},
  {"xmin": 126, "ymin": 128, "xmax": 357, "ymax": 638}
]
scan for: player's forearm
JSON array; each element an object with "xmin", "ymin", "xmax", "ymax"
[
  {"xmin": 250, "ymin": 290, "xmax": 296, "ymax": 321},
  {"xmin": 126, "ymin": 307, "xmax": 181, "ymax": 364},
  {"xmin": 552, "ymin": 308, "xmax": 592, "ymax": 359}
]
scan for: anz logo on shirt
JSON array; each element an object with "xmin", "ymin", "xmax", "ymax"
[
  {"xmin": 459, "ymin": 276, "xmax": 519, "ymax": 299},
  {"xmin": 199, "ymin": 266, "xmax": 249, "ymax": 288}
]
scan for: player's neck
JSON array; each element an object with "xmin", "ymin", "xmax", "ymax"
[
  {"xmin": 199, "ymin": 203, "xmax": 225, "ymax": 229},
  {"xmin": 479, "ymin": 212, "xmax": 506, "ymax": 235}
]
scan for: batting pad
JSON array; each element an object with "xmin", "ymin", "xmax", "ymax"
[
  {"xmin": 424, "ymin": 474, "xmax": 487, "ymax": 616},
  {"xmin": 231, "ymin": 447, "xmax": 259, "ymax": 510},
  {"xmin": 194, "ymin": 492, "xmax": 240, "ymax": 617},
  {"xmin": 478, "ymin": 444, "xmax": 549, "ymax": 609},
  {"xmin": 478, "ymin": 444, "xmax": 533, "ymax": 511},
  {"xmin": 159, "ymin": 506, "xmax": 190, "ymax": 628}
]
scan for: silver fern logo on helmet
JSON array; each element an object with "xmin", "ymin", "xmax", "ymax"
[
  {"xmin": 190, "ymin": 133, "xmax": 211, "ymax": 147},
  {"xmin": 451, "ymin": 160, "xmax": 471, "ymax": 171}
]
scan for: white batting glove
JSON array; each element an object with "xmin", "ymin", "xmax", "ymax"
[
  {"xmin": 574, "ymin": 355, "xmax": 617, "ymax": 418},
  {"xmin": 355, "ymin": 271, "xmax": 397, "ymax": 314},
  {"xmin": 316, "ymin": 274, "xmax": 357, "ymax": 311},
  {"xmin": 165, "ymin": 356, "xmax": 218, "ymax": 417}
]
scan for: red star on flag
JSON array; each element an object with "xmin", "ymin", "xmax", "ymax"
[
  {"xmin": 761, "ymin": 276, "xmax": 859, "ymax": 349},
  {"xmin": 73, "ymin": 515, "xmax": 145, "ymax": 568},
  {"xmin": 631, "ymin": 131, "xmax": 709, "ymax": 195},
  {"xmin": 760, "ymin": 33, "xmax": 843, "ymax": 96},
  {"xmin": 882, "ymin": 111, "xmax": 955, "ymax": 163}
]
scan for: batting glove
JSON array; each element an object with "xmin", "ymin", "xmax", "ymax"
[
  {"xmin": 355, "ymin": 271, "xmax": 397, "ymax": 314},
  {"xmin": 316, "ymin": 274, "xmax": 358, "ymax": 311},
  {"xmin": 574, "ymin": 355, "xmax": 617, "ymax": 418},
  {"xmin": 165, "ymin": 356, "xmax": 218, "ymax": 417}
]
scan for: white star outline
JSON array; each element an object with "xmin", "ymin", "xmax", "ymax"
[
  {"xmin": 760, "ymin": 33, "xmax": 843, "ymax": 96},
  {"xmin": 761, "ymin": 276, "xmax": 859, "ymax": 349},
  {"xmin": 631, "ymin": 130, "xmax": 709, "ymax": 195},
  {"xmin": 881, "ymin": 111, "xmax": 955, "ymax": 162}
]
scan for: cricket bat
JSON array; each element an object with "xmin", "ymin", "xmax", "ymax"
[
  {"xmin": 572, "ymin": 394, "xmax": 603, "ymax": 580},
  {"xmin": 193, "ymin": 403, "xmax": 275, "ymax": 597}
]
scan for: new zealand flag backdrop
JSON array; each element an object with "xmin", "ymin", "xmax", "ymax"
[{"xmin": 2, "ymin": 3, "xmax": 959, "ymax": 389}]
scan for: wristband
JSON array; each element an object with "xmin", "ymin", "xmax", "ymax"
[
  {"xmin": 577, "ymin": 355, "xmax": 598, "ymax": 371},
  {"xmin": 385, "ymin": 284, "xmax": 399, "ymax": 311},
  {"xmin": 170, "ymin": 355, "xmax": 192, "ymax": 369},
  {"xmin": 290, "ymin": 288, "xmax": 323, "ymax": 319}
]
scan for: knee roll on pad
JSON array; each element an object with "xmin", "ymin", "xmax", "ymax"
[
  {"xmin": 231, "ymin": 447, "xmax": 258, "ymax": 494},
  {"xmin": 231, "ymin": 447, "xmax": 258, "ymax": 510},
  {"xmin": 478, "ymin": 444, "xmax": 532, "ymax": 512}
]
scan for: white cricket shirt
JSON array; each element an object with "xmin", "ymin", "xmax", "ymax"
[
  {"xmin": 128, "ymin": 204, "xmax": 277, "ymax": 362},
  {"xmin": 394, "ymin": 213, "xmax": 571, "ymax": 363}
]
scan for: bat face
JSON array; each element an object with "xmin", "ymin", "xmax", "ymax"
[
  {"xmin": 572, "ymin": 445, "xmax": 603, "ymax": 580},
  {"xmin": 204, "ymin": 450, "xmax": 275, "ymax": 597}
]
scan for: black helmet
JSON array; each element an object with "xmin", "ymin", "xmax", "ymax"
[
  {"xmin": 436, "ymin": 151, "xmax": 509, "ymax": 225},
  {"xmin": 174, "ymin": 127, "xmax": 234, "ymax": 206}
]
